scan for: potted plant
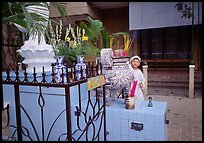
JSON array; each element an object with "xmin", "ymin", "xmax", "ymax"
[{"xmin": 47, "ymin": 20, "xmax": 100, "ymax": 66}]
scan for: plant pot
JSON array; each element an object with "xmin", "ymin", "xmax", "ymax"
[
  {"xmin": 125, "ymin": 96, "xmax": 135, "ymax": 110},
  {"xmin": 84, "ymin": 55, "xmax": 96, "ymax": 64}
]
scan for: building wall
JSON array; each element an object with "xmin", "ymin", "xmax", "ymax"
[
  {"xmin": 49, "ymin": 2, "xmax": 103, "ymax": 21},
  {"xmin": 129, "ymin": 2, "xmax": 202, "ymax": 71},
  {"xmin": 102, "ymin": 7, "xmax": 129, "ymax": 51},
  {"xmin": 102, "ymin": 7, "xmax": 129, "ymax": 34},
  {"xmin": 49, "ymin": 2, "xmax": 89, "ymax": 18},
  {"xmin": 49, "ymin": 2, "xmax": 202, "ymax": 70},
  {"xmin": 129, "ymin": 2, "xmax": 202, "ymax": 30},
  {"xmin": 87, "ymin": 3, "xmax": 103, "ymax": 21}
]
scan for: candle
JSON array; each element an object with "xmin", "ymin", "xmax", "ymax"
[{"xmin": 130, "ymin": 80, "xmax": 138, "ymax": 97}]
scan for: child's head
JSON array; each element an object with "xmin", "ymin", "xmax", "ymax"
[{"xmin": 130, "ymin": 56, "xmax": 141, "ymax": 69}]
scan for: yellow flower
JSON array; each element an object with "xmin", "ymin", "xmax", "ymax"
[
  {"xmin": 66, "ymin": 37, "xmax": 70, "ymax": 42},
  {"xmin": 123, "ymin": 34, "xmax": 133, "ymax": 53},
  {"xmin": 110, "ymin": 37, "xmax": 113, "ymax": 48},
  {"xmin": 82, "ymin": 36, "xmax": 88, "ymax": 41},
  {"xmin": 72, "ymin": 41, "xmax": 77, "ymax": 48}
]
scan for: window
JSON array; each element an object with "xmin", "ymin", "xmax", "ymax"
[{"xmin": 140, "ymin": 26, "xmax": 192, "ymax": 60}]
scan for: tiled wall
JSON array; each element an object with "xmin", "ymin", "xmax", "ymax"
[{"xmin": 106, "ymin": 99, "xmax": 168, "ymax": 141}]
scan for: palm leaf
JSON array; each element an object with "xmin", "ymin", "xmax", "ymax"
[
  {"xmin": 101, "ymin": 28, "xmax": 110, "ymax": 48},
  {"xmin": 2, "ymin": 2, "xmax": 68, "ymax": 34}
]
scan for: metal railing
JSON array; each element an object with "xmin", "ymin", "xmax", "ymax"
[{"xmin": 2, "ymin": 63, "xmax": 106, "ymax": 141}]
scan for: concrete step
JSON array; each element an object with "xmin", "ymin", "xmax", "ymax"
[
  {"xmin": 148, "ymin": 81, "xmax": 202, "ymax": 89},
  {"xmin": 147, "ymin": 86, "xmax": 202, "ymax": 97},
  {"xmin": 147, "ymin": 72, "xmax": 202, "ymax": 88},
  {"xmin": 148, "ymin": 75, "xmax": 201, "ymax": 83}
]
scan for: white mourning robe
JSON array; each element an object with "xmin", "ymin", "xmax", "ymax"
[{"xmin": 129, "ymin": 65, "xmax": 145, "ymax": 100}]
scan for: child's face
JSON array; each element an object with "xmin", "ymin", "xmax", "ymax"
[{"xmin": 131, "ymin": 58, "xmax": 140, "ymax": 69}]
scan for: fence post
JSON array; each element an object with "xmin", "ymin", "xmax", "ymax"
[
  {"xmin": 142, "ymin": 65, "xmax": 148, "ymax": 96},
  {"xmin": 189, "ymin": 65, "xmax": 195, "ymax": 98}
]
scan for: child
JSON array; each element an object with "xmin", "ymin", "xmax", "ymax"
[{"xmin": 129, "ymin": 55, "xmax": 145, "ymax": 100}]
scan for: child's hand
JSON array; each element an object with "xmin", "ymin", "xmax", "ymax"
[{"xmin": 139, "ymin": 82, "xmax": 143, "ymax": 88}]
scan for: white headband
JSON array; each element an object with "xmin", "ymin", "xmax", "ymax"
[{"xmin": 130, "ymin": 55, "xmax": 141, "ymax": 63}]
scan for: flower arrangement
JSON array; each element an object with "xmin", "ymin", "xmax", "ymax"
[
  {"xmin": 123, "ymin": 33, "xmax": 134, "ymax": 53},
  {"xmin": 47, "ymin": 19, "xmax": 100, "ymax": 65},
  {"xmin": 109, "ymin": 32, "xmax": 134, "ymax": 57}
]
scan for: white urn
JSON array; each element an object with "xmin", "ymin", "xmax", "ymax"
[{"xmin": 17, "ymin": 34, "xmax": 56, "ymax": 73}]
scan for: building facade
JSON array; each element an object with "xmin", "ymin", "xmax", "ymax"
[{"xmin": 49, "ymin": 2, "xmax": 202, "ymax": 71}]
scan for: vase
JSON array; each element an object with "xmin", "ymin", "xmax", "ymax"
[
  {"xmin": 113, "ymin": 49, "xmax": 123, "ymax": 57},
  {"xmin": 122, "ymin": 50, "xmax": 128, "ymax": 57},
  {"xmin": 75, "ymin": 55, "xmax": 86, "ymax": 80},
  {"xmin": 54, "ymin": 56, "xmax": 66, "ymax": 83},
  {"xmin": 125, "ymin": 96, "xmax": 135, "ymax": 110},
  {"xmin": 100, "ymin": 48, "xmax": 113, "ymax": 68}
]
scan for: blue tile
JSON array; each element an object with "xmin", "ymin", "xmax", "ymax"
[
  {"xmin": 113, "ymin": 111, "xmax": 120, "ymax": 120},
  {"xmin": 135, "ymin": 137, "xmax": 145, "ymax": 141},
  {"xmin": 128, "ymin": 111, "xmax": 136, "ymax": 120},
  {"xmin": 155, "ymin": 132, "xmax": 165, "ymax": 141},
  {"xmin": 120, "ymin": 110, "xmax": 129, "ymax": 119},
  {"xmin": 112, "ymin": 118, "xmax": 120, "ymax": 126},
  {"xmin": 106, "ymin": 123, "xmax": 112, "ymax": 132},
  {"xmin": 144, "ymin": 122, "xmax": 154, "ymax": 131},
  {"xmin": 145, "ymin": 113, "xmax": 155, "ymax": 123},
  {"xmin": 129, "ymin": 128, "xmax": 137, "ymax": 137},
  {"xmin": 154, "ymin": 123, "xmax": 165, "ymax": 133},
  {"xmin": 105, "ymin": 99, "xmax": 168, "ymax": 141},
  {"xmin": 154, "ymin": 114, "xmax": 165, "ymax": 124},
  {"xmin": 112, "ymin": 133, "xmax": 120, "ymax": 141},
  {"xmin": 129, "ymin": 136, "xmax": 136, "ymax": 141},
  {"xmin": 136, "ymin": 130, "xmax": 145, "ymax": 138},
  {"xmin": 121, "ymin": 135, "xmax": 129, "ymax": 141},
  {"xmin": 121, "ymin": 119, "xmax": 129, "ymax": 127},
  {"xmin": 145, "ymin": 130, "xmax": 154, "ymax": 140},
  {"xmin": 121, "ymin": 127, "xmax": 129, "ymax": 136},
  {"xmin": 113, "ymin": 126, "xmax": 120, "ymax": 134},
  {"xmin": 145, "ymin": 107, "xmax": 156, "ymax": 114},
  {"xmin": 136, "ymin": 112, "xmax": 145, "ymax": 122}
]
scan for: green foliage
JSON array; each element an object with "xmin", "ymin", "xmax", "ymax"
[
  {"xmin": 54, "ymin": 41, "xmax": 100, "ymax": 64},
  {"xmin": 47, "ymin": 19, "xmax": 100, "ymax": 65},
  {"xmin": 2, "ymin": 2, "xmax": 68, "ymax": 43},
  {"xmin": 55, "ymin": 43, "xmax": 76, "ymax": 64},
  {"xmin": 101, "ymin": 28, "xmax": 110, "ymax": 48},
  {"xmin": 79, "ymin": 16, "xmax": 103, "ymax": 48}
]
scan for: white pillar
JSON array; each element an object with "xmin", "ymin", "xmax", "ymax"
[
  {"xmin": 142, "ymin": 65, "xmax": 148, "ymax": 96},
  {"xmin": 189, "ymin": 65, "xmax": 195, "ymax": 98}
]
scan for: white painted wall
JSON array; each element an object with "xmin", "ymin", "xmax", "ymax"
[{"xmin": 129, "ymin": 2, "xmax": 202, "ymax": 30}]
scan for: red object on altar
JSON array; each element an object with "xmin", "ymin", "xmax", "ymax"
[{"xmin": 130, "ymin": 80, "xmax": 138, "ymax": 97}]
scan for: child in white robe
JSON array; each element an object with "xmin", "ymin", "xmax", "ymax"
[{"xmin": 129, "ymin": 55, "xmax": 145, "ymax": 100}]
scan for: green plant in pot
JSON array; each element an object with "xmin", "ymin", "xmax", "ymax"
[{"xmin": 47, "ymin": 20, "xmax": 100, "ymax": 66}]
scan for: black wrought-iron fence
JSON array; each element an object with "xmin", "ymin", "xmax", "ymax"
[{"xmin": 2, "ymin": 63, "xmax": 106, "ymax": 141}]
